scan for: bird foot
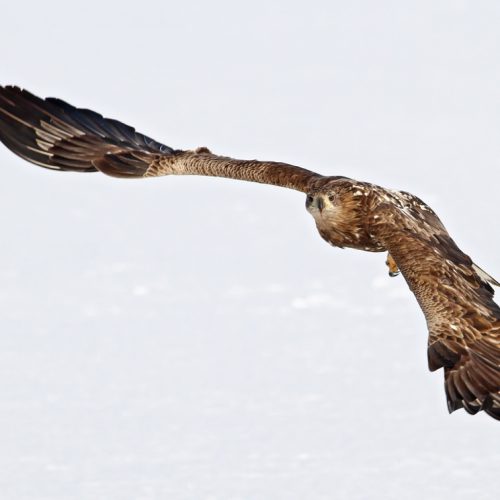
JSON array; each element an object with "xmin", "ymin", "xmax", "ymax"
[{"xmin": 385, "ymin": 253, "xmax": 400, "ymax": 277}]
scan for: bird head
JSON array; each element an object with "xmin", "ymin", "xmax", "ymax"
[
  {"xmin": 304, "ymin": 178, "xmax": 373, "ymax": 249},
  {"xmin": 305, "ymin": 178, "xmax": 355, "ymax": 223},
  {"xmin": 305, "ymin": 192, "xmax": 333, "ymax": 215}
]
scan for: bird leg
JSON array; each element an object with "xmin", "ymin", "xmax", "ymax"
[{"xmin": 385, "ymin": 253, "xmax": 400, "ymax": 277}]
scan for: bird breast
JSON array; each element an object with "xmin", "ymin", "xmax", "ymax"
[{"xmin": 313, "ymin": 205, "xmax": 385, "ymax": 252}]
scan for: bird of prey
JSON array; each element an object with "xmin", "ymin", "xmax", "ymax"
[{"xmin": 0, "ymin": 85, "xmax": 499, "ymax": 421}]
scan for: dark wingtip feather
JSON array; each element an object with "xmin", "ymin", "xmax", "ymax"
[
  {"xmin": 0, "ymin": 85, "xmax": 176, "ymax": 175},
  {"xmin": 442, "ymin": 337, "xmax": 500, "ymax": 422},
  {"xmin": 93, "ymin": 152, "xmax": 154, "ymax": 178},
  {"xmin": 484, "ymin": 406, "xmax": 500, "ymax": 420},
  {"xmin": 428, "ymin": 341, "xmax": 462, "ymax": 372}
]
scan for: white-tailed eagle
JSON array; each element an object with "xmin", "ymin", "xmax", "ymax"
[{"xmin": 0, "ymin": 86, "xmax": 498, "ymax": 421}]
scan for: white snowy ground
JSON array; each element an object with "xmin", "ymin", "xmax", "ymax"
[{"xmin": 1, "ymin": 1, "xmax": 499, "ymax": 499}]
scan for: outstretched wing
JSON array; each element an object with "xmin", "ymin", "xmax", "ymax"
[
  {"xmin": 371, "ymin": 191, "xmax": 500, "ymax": 420},
  {"xmin": 0, "ymin": 86, "xmax": 322, "ymax": 192},
  {"xmin": 0, "ymin": 86, "xmax": 175, "ymax": 173}
]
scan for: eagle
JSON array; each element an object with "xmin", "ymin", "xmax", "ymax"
[{"xmin": 1, "ymin": 85, "xmax": 499, "ymax": 421}]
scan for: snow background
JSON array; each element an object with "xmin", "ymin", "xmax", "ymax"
[{"xmin": 1, "ymin": 1, "xmax": 499, "ymax": 498}]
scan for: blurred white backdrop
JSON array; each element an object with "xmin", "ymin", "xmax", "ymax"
[{"xmin": 1, "ymin": 1, "xmax": 499, "ymax": 499}]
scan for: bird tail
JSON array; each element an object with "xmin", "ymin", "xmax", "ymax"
[{"xmin": 0, "ymin": 85, "xmax": 175, "ymax": 175}]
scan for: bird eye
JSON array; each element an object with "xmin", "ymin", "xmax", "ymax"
[
  {"xmin": 328, "ymin": 195, "xmax": 335, "ymax": 203},
  {"xmin": 306, "ymin": 195, "xmax": 314, "ymax": 205}
]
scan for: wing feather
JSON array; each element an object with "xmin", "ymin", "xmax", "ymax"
[
  {"xmin": 371, "ymin": 194, "xmax": 500, "ymax": 420},
  {"xmin": 0, "ymin": 86, "xmax": 322, "ymax": 192},
  {"xmin": 0, "ymin": 86, "xmax": 175, "ymax": 173}
]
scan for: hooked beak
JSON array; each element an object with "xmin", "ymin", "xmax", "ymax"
[{"xmin": 316, "ymin": 197, "xmax": 324, "ymax": 213}]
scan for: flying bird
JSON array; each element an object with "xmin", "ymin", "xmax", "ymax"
[{"xmin": 0, "ymin": 85, "xmax": 499, "ymax": 421}]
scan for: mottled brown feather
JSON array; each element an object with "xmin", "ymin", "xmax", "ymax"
[{"xmin": 369, "ymin": 195, "xmax": 500, "ymax": 419}]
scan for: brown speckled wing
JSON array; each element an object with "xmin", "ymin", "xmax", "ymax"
[
  {"xmin": 142, "ymin": 152, "xmax": 322, "ymax": 192},
  {"xmin": 0, "ymin": 86, "xmax": 322, "ymax": 192},
  {"xmin": 371, "ymin": 195, "xmax": 500, "ymax": 420}
]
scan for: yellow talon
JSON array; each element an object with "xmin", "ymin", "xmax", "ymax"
[{"xmin": 385, "ymin": 253, "xmax": 400, "ymax": 277}]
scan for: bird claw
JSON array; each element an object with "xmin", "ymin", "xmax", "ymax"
[{"xmin": 385, "ymin": 253, "xmax": 400, "ymax": 278}]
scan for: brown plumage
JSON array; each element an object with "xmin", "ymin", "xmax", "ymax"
[{"xmin": 1, "ymin": 85, "xmax": 499, "ymax": 421}]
